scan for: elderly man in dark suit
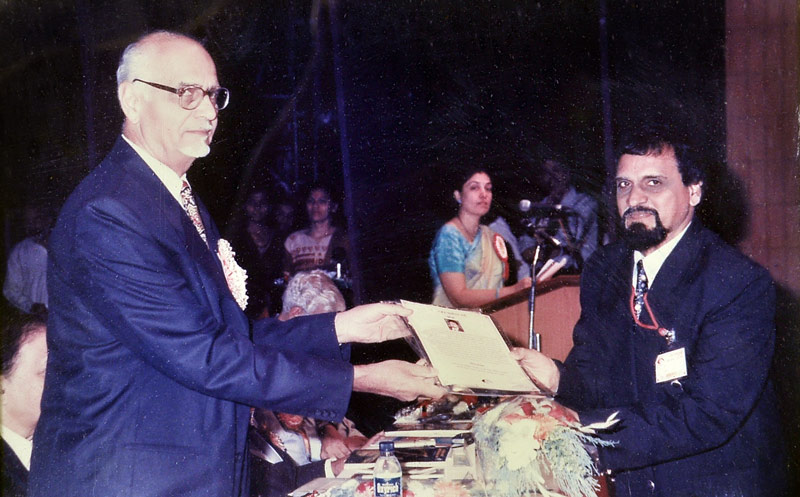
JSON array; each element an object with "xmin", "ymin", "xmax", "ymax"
[
  {"xmin": 29, "ymin": 31, "xmax": 444, "ymax": 497},
  {"xmin": 513, "ymin": 125, "xmax": 787, "ymax": 496}
]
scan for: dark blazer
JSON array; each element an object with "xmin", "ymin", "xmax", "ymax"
[
  {"xmin": 30, "ymin": 139, "xmax": 355, "ymax": 497},
  {"xmin": 247, "ymin": 427, "xmax": 325, "ymax": 497},
  {"xmin": 558, "ymin": 221, "xmax": 786, "ymax": 497},
  {"xmin": 1, "ymin": 439, "xmax": 28, "ymax": 497}
]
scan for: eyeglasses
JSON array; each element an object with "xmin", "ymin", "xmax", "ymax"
[{"xmin": 132, "ymin": 78, "xmax": 230, "ymax": 111}]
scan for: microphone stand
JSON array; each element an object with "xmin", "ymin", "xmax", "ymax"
[{"xmin": 528, "ymin": 243, "xmax": 542, "ymax": 351}]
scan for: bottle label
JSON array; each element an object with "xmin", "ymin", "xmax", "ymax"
[{"xmin": 374, "ymin": 476, "xmax": 402, "ymax": 497}]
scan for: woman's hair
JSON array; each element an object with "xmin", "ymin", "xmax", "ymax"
[
  {"xmin": 1, "ymin": 309, "xmax": 47, "ymax": 377},
  {"xmin": 449, "ymin": 165, "xmax": 492, "ymax": 193},
  {"xmin": 303, "ymin": 182, "xmax": 335, "ymax": 201}
]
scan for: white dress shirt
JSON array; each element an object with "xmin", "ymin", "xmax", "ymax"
[
  {"xmin": 631, "ymin": 222, "xmax": 692, "ymax": 288},
  {"xmin": 2, "ymin": 423, "xmax": 33, "ymax": 470}
]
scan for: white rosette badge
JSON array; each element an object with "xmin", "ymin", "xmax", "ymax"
[{"xmin": 217, "ymin": 238, "xmax": 249, "ymax": 310}]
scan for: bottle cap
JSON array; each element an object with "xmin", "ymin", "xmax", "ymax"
[{"xmin": 379, "ymin": 441, "xmax": 395, "ymax": 454}]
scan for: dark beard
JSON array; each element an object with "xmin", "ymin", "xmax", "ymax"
[{"xmin": 619, "ymin": 207, "xmax": 668, "ymax": 251}]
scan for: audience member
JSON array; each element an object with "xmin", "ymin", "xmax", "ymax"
[
  {"xmin": 271, "ymin": 188, "xmax": 298, "ymax": 241},
  {"xmin": 250, "ymin": 270, "xmax": 368, "ymax": 497},
  {"xmin": 3, "ymin": 204, "xmax": 53, "ymax": 313},
  {"xmin": 519, "ymin": 157, "xmax": 599, "ymax": 275},
  {"xmin": 1, "ymin": 309, "xmax": 47, "ymax": 497},
  {"xmin": 283, "ymin": 183, "xmax": 350, "ymax": 277},
  {"xmin": 30, "ymin": 31, "xmax": 444, "ymax": 497},
  {"xmin": 229, "ymin": 186, "xmax": 285, "ymax": 318},
  {"xmin": 512, "ymin": 124, "xmax": 787, "ymax": 496},
  {"xmin": 429, "ymin": 166, "xmax": 531, "ymax": 308}
]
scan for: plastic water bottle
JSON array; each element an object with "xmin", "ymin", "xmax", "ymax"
[{"xmin": 373, "ymin": 441, "xmax": 402, "ymax": 497}]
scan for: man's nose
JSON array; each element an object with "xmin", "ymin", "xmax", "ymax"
[
  {"xmin": 628, "ymin": 184, "xmax": 647, "ymax": 206},
  {"xmin": 196, "ymin": 94, "xmax": 219, "ymax": 121}
]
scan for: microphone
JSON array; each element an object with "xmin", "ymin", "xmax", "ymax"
[{"xmin": 331, "ymin": 247, "xmax": 346, "ymax": 279}]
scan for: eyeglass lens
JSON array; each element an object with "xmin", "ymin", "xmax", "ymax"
[{"xmin": 180, "ymin": 87, "xmax": 230, "ymax": 110}]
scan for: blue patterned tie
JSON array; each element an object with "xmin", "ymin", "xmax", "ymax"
[{"xmin": 634, "ymin": 260, "xmax": 648, "ymax": 319}]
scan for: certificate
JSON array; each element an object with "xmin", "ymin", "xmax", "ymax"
[{"xmin": 399, "ymin": 300, "xmax": 537, "ymax": 395}]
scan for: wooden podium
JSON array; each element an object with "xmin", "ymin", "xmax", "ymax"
[{"xmin": 479, "ymin": 275, "xmax": 581, "ymax": 362}]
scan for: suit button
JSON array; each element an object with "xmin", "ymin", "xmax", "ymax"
[
  {"xmin": 648, "ymin": 480, "xmax": 655, "ymax": 490},
  {"xmin": 670, "ymin": 379, "xmax": 683, "ymax": 390}
]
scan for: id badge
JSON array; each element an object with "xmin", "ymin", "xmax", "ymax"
[{"xmin": 655, "ymin": 347, "xmax": 687, "ymax": 383}]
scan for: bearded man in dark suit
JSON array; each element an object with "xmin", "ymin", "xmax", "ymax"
[
  {"xmin": 29, "ymin": 31, "xmax": 444, "ymax": 497},
  {"xmin": 513, "ymin": 125, "xmax": 787, "ymax": 496}
]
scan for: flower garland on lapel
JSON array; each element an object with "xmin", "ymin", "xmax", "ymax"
[{"xmin": 217, "ymin": 239, "xmax": 249, "ymax": 310}]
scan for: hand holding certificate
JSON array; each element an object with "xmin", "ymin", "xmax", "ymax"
[{"xmin": 399, "ymin": 300, "xmax": 543, "ymax": 395}]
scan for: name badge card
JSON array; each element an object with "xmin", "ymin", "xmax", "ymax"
[{"xmin": 655, "ymin": 348, "xmax": 687, "ymax": 383}]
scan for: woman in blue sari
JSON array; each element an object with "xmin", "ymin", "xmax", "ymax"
[{"xmin": 429, "ymin": 167, "xmax": 531, "ymax": 308}]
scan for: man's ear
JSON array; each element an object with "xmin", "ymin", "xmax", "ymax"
[
  {"xmin": 118, "ymin": 82, "xmax": 141, "ymax": 124},
  {"xmin": 688, "ymin": 182, "xmax": 703, "ymax": 207},
  {"xmin": 287, "ymin": 306, "xmax": 304, "ymax": 319}
]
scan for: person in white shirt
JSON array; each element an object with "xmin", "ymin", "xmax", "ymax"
[
  {"xmin": 1, "ymin": 310, "xmax": 47, "ymax": 497},
  {"xmin": 3, "ymin": 205, "xmax": 53, "ymax": 313}
]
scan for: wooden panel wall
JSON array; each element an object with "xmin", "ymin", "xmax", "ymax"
[
  {"xmin": 726, "ymin": 2, "xmax": 799, "ymax": 491},
  {"xmin": 726, "ymin": 0, "xmax": 800, "ymax": 294}
]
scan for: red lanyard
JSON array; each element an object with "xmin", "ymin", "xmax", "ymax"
[{"xmin": 629, "ymin": 287, "xmax": 675, "ymax": 344}]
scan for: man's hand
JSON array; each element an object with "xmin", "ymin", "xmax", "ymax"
[
  {"xmin": 353, "ymin": 360, "xmax": 447, "ymax": 401},
  {"xmin": 334, "ymin": 303, "xmax": 412, "ymax": 344},
  {"xmin": 321, "ymin": 433, "xmax": 351, "ymax": 460},
  {"xmin": 511, "ymin": 347, "xmax": 561, "ymax": 395}
]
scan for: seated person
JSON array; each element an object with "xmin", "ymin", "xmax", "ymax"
[
  {"xmin": 3, "ymin": 204, "xmax": 53, "ymax": 313},
  {"xmin": 519, "ymin": 157, "xmax": 599, "ymax": 277},
  {"xmin": 283, "ymin": 184, "xmax": 350, "ymax": 278},
  {"xmin": 249, "ymin": 270, "xmax": 367, "ymax": 497},
  {"xmin": 1, "ymin": 309, "xmax": 48, "ymax": 497},
  {"xmin": 228, "ymin": 186, "xmax": 285, "ymax": 318}
]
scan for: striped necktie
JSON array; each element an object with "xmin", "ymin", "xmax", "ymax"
[{"xmin": 180, "ymin": 180, "xmax": 207, "ymax": 245}]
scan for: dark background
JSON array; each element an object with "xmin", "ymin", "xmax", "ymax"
[
  {"xmin": 0, "ymin": 0, "xmax": 726, "ymax": 305},
  {"xmin": 1, "ymin": 0, "xmax": 742, "ymax": 435}
]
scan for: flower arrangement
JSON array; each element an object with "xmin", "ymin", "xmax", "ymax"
[
  {"xmin": 472, "ymin": 396, "xmax": 618, "ymax": 497},
  {"xmin": 217, "ymin": 238, "xmax": 248, "ymax": 310}
]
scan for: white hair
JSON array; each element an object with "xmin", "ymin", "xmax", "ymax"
[
  {"xmin": 281, "ymin": 270, "xmax": 346, "ymax": 315},
  {"xmin": 116, "ymin": 30, "xmax": 199, "ymax": 87}
]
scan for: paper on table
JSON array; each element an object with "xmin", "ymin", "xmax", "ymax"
[{"xmin": 399, "ymin": 300, "xmax": 536, "ymax": 394}]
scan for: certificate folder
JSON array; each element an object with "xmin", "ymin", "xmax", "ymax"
[{"xmin": 398, "ymin": 300, "xmax": 537, "ymax": 395}]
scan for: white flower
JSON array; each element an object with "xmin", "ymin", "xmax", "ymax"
[{"xmin": 217, "ymin": 238, "xmax": 248, "ymax": 310}]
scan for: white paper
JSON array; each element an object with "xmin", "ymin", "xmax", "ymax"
[{"xmin": 400, "ymin": 300, "xmax": 536, "ymax": 393}]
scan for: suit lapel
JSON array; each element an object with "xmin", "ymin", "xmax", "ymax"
[
  {"xmin": 113, "ymin": 140, "xmax": 230, "ymax": 305},
  {"xmin": 644, "ymin": 221, "xmax": 704, "ymax": 345}
]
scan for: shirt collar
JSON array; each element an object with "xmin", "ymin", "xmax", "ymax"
[
  {"xmin": 122, "ymin": 134, "xmax": 187, "ymax": 205},
  {"xmin": 2, "ymin": 423, "xmax": 33, "ymax": 470},
  {"xmin": 632, "ymin": 221, "xmax": 692, "ymax": 288}
]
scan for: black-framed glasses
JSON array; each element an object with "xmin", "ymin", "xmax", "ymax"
[{"xmin": 132, "ymin": 78, "xmax": 230, "ymax": 111}]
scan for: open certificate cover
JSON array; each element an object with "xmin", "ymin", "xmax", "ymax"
[{"xmin": 399, "ymin": 300, "xmax": 537, "ymax": 394}]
